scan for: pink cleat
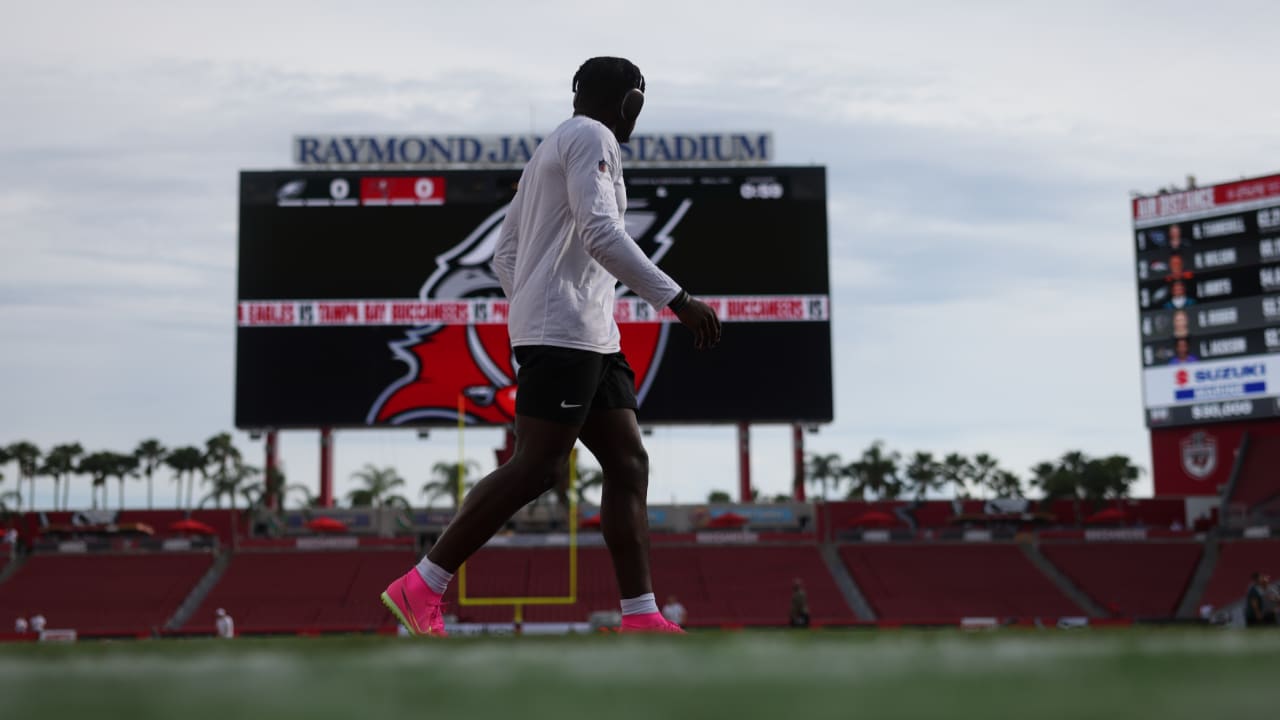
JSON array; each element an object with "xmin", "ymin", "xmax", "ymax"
[
  {"xmin": 619, "ymin": 612, "xmax": 686, "ymax": 634},
  {"xmin": 381, "ymin": 569, "xmax": 447, "ymax": 637}
]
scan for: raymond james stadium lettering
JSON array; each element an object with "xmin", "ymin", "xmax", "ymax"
[{"xmin": 293, "ymin": 133, "xmax": 773, "ymax": 167}]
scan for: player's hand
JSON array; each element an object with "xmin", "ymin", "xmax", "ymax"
[{"xmin": 675, "ymin": 297, "xmax": 721, "ymax": 350}]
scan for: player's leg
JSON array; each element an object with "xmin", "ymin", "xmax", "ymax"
[
  {"xmin": 577, "ymin": 407, "xmax": 653, "ymax": 600},
  {"xmin": 381, "ymin": 346, "xmax": 596, "ymax": 636},
  {"xmin": 426, "ymin": 415, "xmax": 578, "ymax": 570},
  {"xmin": 577, "ymin": 352, "xmax": 682, "ymax": 633}
]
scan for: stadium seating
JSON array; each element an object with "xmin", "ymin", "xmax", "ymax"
[
  {"xmin": 0, "ymin": 552, "xmax": 214, "ymax": 635},
  {"xmin": 184, "ymin": 550, "xmax": 414, "ymax": 633},
  {"xmin": 1200, "ymin": 539, "xmax": 1280, "ymax": 609},
  {"xmin": 445, "ymin": 544, "xmax": 851, "ymax": 627},
  {"xmin": 1038, "ymin": 542, "xmax": 1201, "ymax": 618},
  {"xmin": 445, "ymin": 546, "xmax": 615, "ymax": 624},
  {"xmin": 840, "ymin": 544, "xmax": 1083, "ymax": 622},
  {"xmin": 1229, "ymin": 437, "xmax": 1280, "ymax": 511},
  {"xmin": 654, "ymin": 545, "xmax": 850, "ymax": 626}
]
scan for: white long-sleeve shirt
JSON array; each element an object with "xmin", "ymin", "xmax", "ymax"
[{"xmin": 492, "ymin": 116, "xmax": 681, "ymax": 353}]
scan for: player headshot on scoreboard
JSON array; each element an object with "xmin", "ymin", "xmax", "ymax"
[
  {"xmin": 1169, "ymin": 337, "xmax": 1199, "ymax": 364},
  {"xmin": 1169, "ymin": 223, "xmax": 1186, "ymax": 250},
  {"xmin": 1166, "ymin": 254, "xmax": 1192, "ymax": 282},
  {"xmin": 1166, "ymin": 280, "xmax": 1195, "ymax": 309},
  {"xmin": 1172, "ymin": 309, "xmax": 1190, "ymax": 339}
]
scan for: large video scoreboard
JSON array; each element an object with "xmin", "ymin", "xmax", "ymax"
[
  {"xmin": 1135, "ymin": 173, "xmax": 1280, "ymax": 427},
  {"xmin": 236, "ymin": 166, "xmax": 832, "ymax": 428}
]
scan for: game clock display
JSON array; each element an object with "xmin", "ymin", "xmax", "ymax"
[
  {"xmin": 236, "ymin": 166, "xmax": 833, "ymax": 428},
  {"xmin": 1134, "ymin": 174, "xmax": 1280, "ymax": 427}
]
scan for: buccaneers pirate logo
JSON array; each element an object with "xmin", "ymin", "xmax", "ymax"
[{"xmin": 366, "ymin": 197, "xmax": 692, "ymax": 425}]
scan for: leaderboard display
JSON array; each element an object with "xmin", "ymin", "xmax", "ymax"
[
  {"xmin": 236, "ymin": 167, "xmax": 832, "ymax": 428},
  {"xmin": 1135, "ymin": 173, "xmax": 1280, "ymax": 426}
]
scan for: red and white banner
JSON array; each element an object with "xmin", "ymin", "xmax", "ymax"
[
  {"xmin": 1133, "ymin": 173, "xmax": 1280, "ymax": 225},
  {"xmin": 238, "ymin": 295, "xmax": 831, "ymax": 327}
]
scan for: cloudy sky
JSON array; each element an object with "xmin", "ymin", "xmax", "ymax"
[{"xmin": 3, "ymin": 0, "xmax": 1278, "ymax": 510}]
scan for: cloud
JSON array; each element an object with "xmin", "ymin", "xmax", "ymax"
[{"xmin": 10, "ymin": 2, "xmax": 1280, "ymax": 506}]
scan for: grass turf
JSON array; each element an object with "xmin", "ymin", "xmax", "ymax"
[{"xmin": 2, "ymin": 629, "xmax": 1279, "ymax": 719}]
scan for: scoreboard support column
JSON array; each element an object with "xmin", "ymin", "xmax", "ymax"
[
  {"xmin": 265, "ymin": 430, "xmax": 279, "ymax": 510},
  {"xmin": 792, "ymin": 423, "xmax": 806, "ymax": 502},
  {"xmin": 319, "ymin": 427, "xmax": 334, "ymax": 508},
  {"xmin": 738, "ymin": 422, "xmax": 752, "ymax": 503}
]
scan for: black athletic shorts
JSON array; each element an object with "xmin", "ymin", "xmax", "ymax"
[{"xmin": 513, "ymin": 345, "xmax": 638, "ymax": 425}]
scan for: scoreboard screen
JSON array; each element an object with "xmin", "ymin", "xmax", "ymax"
[
  {"xmin": 1134, "ymin": 173, "xmax": 1280, "ymax": 427},
  {"xmin": 236, "ymin": 166, "xmax": 832, "ymax": 428}
]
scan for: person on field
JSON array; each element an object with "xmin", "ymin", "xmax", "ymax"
[
  {"xmin": 789, "ymin": 579, "xmax": 810, "ymax": 628},
  {"xmin": 662, "ymin": 595, "xmax": 688, "ymax": 628},
  {"xmin": 215, "ymin": 608, "xmax": 236, "ymax": 639},
  {"xmin": 1245, "ymin": 572, "xmax": 1277, "ymax": 627},
  {"xmin": 381, "ymin": 56, "xmax": 720, "ymax": 637}
]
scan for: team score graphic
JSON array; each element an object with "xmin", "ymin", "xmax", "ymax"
[{"xmin": 235, "ymin": 167, "xmax": 832, "ymax": 428}]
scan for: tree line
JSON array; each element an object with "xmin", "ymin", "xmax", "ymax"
[
  {"xmin": 3, "ymin": 436, "xmax": 1142, "ymax": 513},
  {"xmin": 345, "ymin": 457, "xmax": 604, "ymax": 511},
  {"xmin": 0, "ymin": 434, "xmax": 273, "ymax": 513},
  {"xmin": 0, "ymin": 435, "xmax": 608, "ymax": 514},
  {"xmin": 799, "ymin": 442, "xmax": 1140, "ymax": 502},
  {"xmin": 708, "ymin": 442, "xmax": 1143, "ymax": 503}
]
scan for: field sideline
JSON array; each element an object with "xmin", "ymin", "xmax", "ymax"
[{"xmin": 3, "ymin": 630, "xmax": 1279, "ymax": 719}]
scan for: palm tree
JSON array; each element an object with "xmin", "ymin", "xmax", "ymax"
[
  {"xmin": 1081, "ymin": 455, "xmax": 1142, "ymax": 501},
  {"xmin": 346, "ymin": 464, "xmax": 410, "ymax": 508},
  {"xmin": 844, "ymin": 441, "xmax": 902, "ymax": 501},
  {"xmin": 107, "ymin": 452, "xmax": 139, "ymax": 510},
  {"xmin": 903, "ymin": 451, "xmax": 943, "ymax": 500},
  {"xmin": 77, "ymin": 451, "xmax": 115, "ymax": 510},
  {"xmin": 0, "ymin": 489, "xmax": 21, "ymax": 518},
  {"xmin": 987, "ymin": 470, "xmax": 1025, "ymax": 498},
  {"xmin": 7, "ymin": 442, "xmax": 41, "ymax": 511},
  {"xmin": 804, "ymin": 452, "xmax": 843, "ymax": 501},
  {"xmin": 0, "ymin": 445, "xmax": 10, "ymax": 490},
  {"xmin": 1031, "ymin": 455, "xmax": 1086, "ymax": 523},
  {"xmin": 421, "ymin": 461, "xmax": 479, "ymax": 508},
  {"xmin": 164, "ymin": 446, "xmax": 206, "ymax": 509},
  {"xmin": 134, "ymin": 439, "xmax": 167, "ymax": 510},
  {"xmin": 203, "ymin": 433, "xmax": 242, "ymax": 506},
  {"xmin": 284, "ymin": 483, "xmax": 316, "ymax": 509},
  {"xmin": 40, "ymin": 443, "xmax": 83, "ymax": 511},
  {"xmin": 969, "ymin": 453, "xmax": 1001, "ymax": 500},
  {"xmin": 940, "ymin": 453, "xmax": 973, "ymax": 500},
  {"xmin": 200, "ymin": 464, "xmax": 260, "ymax": 510}
]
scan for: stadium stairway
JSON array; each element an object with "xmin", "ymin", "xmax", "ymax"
[
  {"xmin": 166, "ymin": 550, "xmax": 233, "ymax": 631},
  {"xmin": 1174, "ymin": 537, "xmax": 1219, "ymax": 619},
  {"xmin": 1020, "ymin": 542, "xmax": 1106, "ymax": 618},
  {"xmin": 819, "ymin": 543, "xmax": 875, "ymax": 621},
  {"xmin": 0, "ymin": 551, "xmax": 24, "ymax": 585}
]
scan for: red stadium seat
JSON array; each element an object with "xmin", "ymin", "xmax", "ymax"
[
  {"xmin": 0, "ymin": 552, "xmax": 214, "ymax": 635},
  {"xmin": 1200, "ymin": 539, "xmax": 1280, "ymax": 610},
  {"xmin": 840, "ymin": 544, "xmax": 1083, "ymax": 622},
  {"xmin": 184, "ymin": 550, "xmax": 414, "ymax": 634},
  {"xmin": 1039, "ymin": 542, "xmax": 1201, "ymax": 618}
]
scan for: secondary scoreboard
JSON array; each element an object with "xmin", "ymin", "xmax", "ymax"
[
  {"xmin": 1134, "ymin": 173, "xmax": 1280, "ymax": 427},
  {"xmin": 236, "ymin": 166, "xmax": 832, "ymax": 428}
]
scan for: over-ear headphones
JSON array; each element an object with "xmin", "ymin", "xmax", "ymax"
[{"xmin": 620, "ymin": 87, "xmax": 645, "ymax": 122}]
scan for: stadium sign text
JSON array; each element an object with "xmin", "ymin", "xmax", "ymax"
[{"xmin": 293, "ymin": 132, "xmax": 773, "ymax": 167}]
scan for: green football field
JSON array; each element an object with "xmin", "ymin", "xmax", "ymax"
[{"xmin": 3, "ymin": 629, "xmax": 1279, "ymax": 720}]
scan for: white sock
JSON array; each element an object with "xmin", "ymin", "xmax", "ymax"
[
  {"xmin": 415, "ymin": 556, "xmax": 453, "ymax": 595},
  {"xmin": 620, "ymin": 592, "xmax": 659, "ymax": 616}
]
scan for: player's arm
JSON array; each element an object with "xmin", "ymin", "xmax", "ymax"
[
  {"xmin": 491, "ymin": 187, "xmax": 523, "ymax": 298},
  {"xmin": 565, "ymin": 131, "xmax": 721, "ymax": 349}
]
